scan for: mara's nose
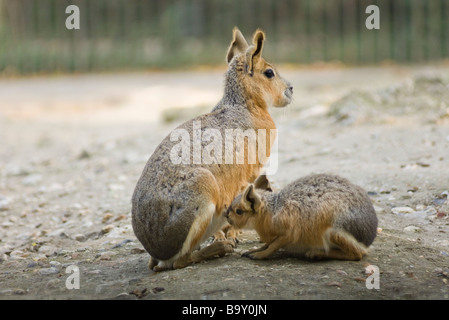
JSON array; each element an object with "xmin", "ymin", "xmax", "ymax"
[{"xmin": 289, "ymin": 85, "xmax": 293, "ymax": 93}]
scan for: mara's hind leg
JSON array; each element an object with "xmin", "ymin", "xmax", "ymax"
[
  {"xmin": 148, "ymin": 256, "xmax": 158, "ymax": 270},
  {"xmin": 306, "ymin": 228, "xmax": 368, "ymax": 261},
  {"xmin": 191, "ymin": 240, "xmax": 234, "ymax": 263}
]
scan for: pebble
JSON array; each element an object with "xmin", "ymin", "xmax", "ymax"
[
  {"xmin": 38, "ymin": 245, "xmax": 58, "ymax": 257},
  {"xmin": 49, "ymin": 261, "xmax": 62, "ymax": 268},
  {"xmin": 102, "ymin": 224, "xmax": 114, "ymax": 234},
  {"xmin": 0, "ymin": 197, "xmax": 11, "ymax": 211},
  {"xmin": 373, "ymin": 205, "xmax": 385, "ymax": 214},
  {"xmin": 74, "ymin": 234, "xmax": 87, "ymax": 242},
  {"xmin": 0, "ymin": 288, "xmax": 26, "ymax": 296},
  {"xmin": 111, "ymin": 239, "xmax": 133, "ymax": 249},
  {"xmin": 0, "ymin": 253, "xmax": 8, "ymax": 263},
  {"xmin": 130, "ymin": 248, "xmax": 146, "ymax": 254},
  {"xmin": 403, "ymin": 225, "xmax": 421, "ymax": 233},
  {"xmin": 9, "ymin": 250, "xmax": 28, "ymax": 260},
  {"xmin": 326, "ymin": 282, "xmax": 342, "ymax": 288},
  {"xmin": 39, "ymin": 267, "xmax": 60, "ymax": 275},
  {"xmin": 336, "ymin": 270, "xmax": 348, "ymax": 276},
  {"xmin": 392, "ymin": 207, "xmax": 415, "ymax": 215},
  {"xmin": 102, "ymin": 213, "xmax": 114, "ymax": 223},
  {"xmin": 22, "ymin": 174, "xmax": 42, "ymax": 186},
  {"xmin": 96, "ymin": 251, "xmax": 116, "ymax": 261}
]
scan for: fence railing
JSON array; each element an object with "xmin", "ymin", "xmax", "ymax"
[{"xmin": 0, "ymin": 0, "xmax": 448, "ymax": 74}]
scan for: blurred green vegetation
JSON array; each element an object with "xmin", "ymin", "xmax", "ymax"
[{"xmin": 0, "ymin": 0, "xmax": 448, "ymax": 75}]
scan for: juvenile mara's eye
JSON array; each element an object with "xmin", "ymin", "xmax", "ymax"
[
  {"xmin": 264, "ymin": 69, "xmax": 275, "ymax": 79},
  {"xmin": 236, "ymin": 209, "xmax": 244, "ymax": 215}
]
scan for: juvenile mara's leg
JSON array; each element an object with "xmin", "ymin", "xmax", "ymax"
[
  {"xmin": 306, "ymin": 228, "xmax": 367, "ymax": 261},
  {"xmin": 242, "ymin": 244, "xmax": 269, "ymax": 257},
  {"xmin": 213, "ymin": 224, "xmax": 240, "ymax": 246},
  {"xmin": 242, "ymin": 237, "xmax": 290, "ymax": 260},
  {"xmin": 225, "ymin": 225, "xmax": 242, "ymax": 244},
  {"xmin": 212, "ymin": 229, "xmax": 227, "ymax": 242}
]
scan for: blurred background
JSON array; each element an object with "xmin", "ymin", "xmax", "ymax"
[{"xmin": 1, "ymin": 0, "xmax": 448, "ymax": 75}]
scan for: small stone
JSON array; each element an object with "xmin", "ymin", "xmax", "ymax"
[
  {"xmin": 115, "ymin": 292, "xmax": 137, "ymax": 300},
  {"xmin": 102, "ymin": 224, "xmax": 114, "ymax": 234},
  {"xmin": 39, "ymin": 267, "xmax": 60, "ymax": 275},
  {"xmin": 102, "ymin": 213, "xmax": 114, "ymax": 223},
  {"xmin": 13, "ymin": 288, "xmax": 26, "ymax": 295},
  {"xmin": 437, "ymin": 240, "xmax": 449, "ymax": 246},
  {"xmin": 32, "ymin": 253, "xmax": 48, "ymax": 261},
  {"xmin": 373, "ymin": 205, "xmax": 385, "ymax": 214},
  {"xmin": 78, "ymin": 150, "xmax": 91, "ymax": 159},
  {"xmin": 97, "ymin": 251, "xmax": 116, "ymax": 261},
  {"xmin": 111, "ymin": 239, "xmax": 133, "ymax": 249},
  {"xmin": 49, "ymin": 261, "xmax": 61, "ymax": 268},
  {"xmin": 130, "ymin": 248, "xmax": 146, "ymax": 254},
  {"xmin": 74, "ymin": 234, "xmax": 87, "ymax": 242},
  {"xmin": 437, "ymin": 212, "xmax": 447, "ymax": 218},
  {"xmin": 108, "ymin": 184, "xmax": 124, "ymax": 191},
  {"xmin": 9, "ymin": 250, "xmax": 28, "ymax": 260},
  {"xmin": 114, "ymin": 214, "xmax": 127, "ymax": 221},
  {"xmin": 326, "ymin": 282, "xmax": 342, "ymax": 288},
  {"xmin": 0, "ymin": 197, "xmax": 11, "ymax": 211},
  {"xmin": 336, "ymin": 270, "xmax": 348, "ymax": 276},
  {"xmin": 38, "ymin": 245, "xmax": 58, "ymax": 257},
  {"xmin": 22, "ymin": 174, "xmax": 42, "ymax": 186},
  {"xmin": 152, "ymin": 287, "xmax": 165, "ymax": 293},
  {"xmin": 403, "ymin": 225, "xmax": 421, "ymax": 233},
  {"xmin": 392, "ymin": 207, "xmax": 416, "ymax": 215},
  {"xmin": 1, "ymin": 220, "xmax": 14, "ymax": 228}
]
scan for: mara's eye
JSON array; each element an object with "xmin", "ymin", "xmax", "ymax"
[
  {"xmin": 236, "ymin": 209, "xmax": 244, "ymax": 215},
  {"xmin": 264, "ymin": 69, "xmax": 275, "ymax": 79}
]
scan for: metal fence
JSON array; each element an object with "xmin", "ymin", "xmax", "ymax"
[{"xmin": 0, "ymin": 0, "xmax": 448, "ymax": 74}]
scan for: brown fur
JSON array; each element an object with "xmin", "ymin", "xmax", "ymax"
[
  {"xmin": 226, "ymin": 174, "xmax": 378, "ymax": 261},
  {"xmin": 132, "ymin": 28, "xmax": 292, "ymax": 271}
]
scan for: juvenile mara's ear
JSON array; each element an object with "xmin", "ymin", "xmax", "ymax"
[
  {"xmin": 253, "ymin": 174, "xmax": 273, "ymax": 192},
  {"xmin": 241, "ymin": 184, "xmax": 262, "ymax": 212},
  {"xmin": 226, "ymin": 27, "xmax": 249, "ymax": 64},
  {"xmin": 245, "ymin": 29, "xmax": 265, "ymax": 75}
]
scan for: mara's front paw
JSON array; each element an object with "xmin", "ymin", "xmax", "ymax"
[
  {"xmin": 304, "ymin": 249, "xmax": 326, "ymax": 260},
  {"xmin": 242, "ymin": 251, "xmax": 265, "ymax": 260},
  {"xmin": 213, "ymin": 230, "xmax": 227, "ymax": 242}
]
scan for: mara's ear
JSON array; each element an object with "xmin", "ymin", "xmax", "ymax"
[
  {"xmin": 245, "ymin": 29, "xmax": 265, "ymax": 75},
  {"xmin": 253, "ymin": 174, "xmax": 273, "ymax": 192},
  {"xmin": 226, "ymin": 27, "xmax": 249, "ymax": 64},
  {"xmin": 241, "ymin": 184, "xmax": 262, "ymax": 212}
]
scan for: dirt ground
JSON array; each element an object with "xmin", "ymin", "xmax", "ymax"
[{"xmin": 0, "ymin": 64, "xmax": 448, "ymax": 301}]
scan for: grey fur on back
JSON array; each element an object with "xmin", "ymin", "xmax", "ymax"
[{"xmin": 263, "ymin": 174, "xmax": 378, "ymax": 247}]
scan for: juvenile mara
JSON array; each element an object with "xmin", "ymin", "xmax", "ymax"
[
  {"xmin": 132, "ymin": 28, "xmax": 293, "ymax": 271},
  {"xmin": 226, "ymin": 174, "xmax": 378, "ymax": 260}
]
